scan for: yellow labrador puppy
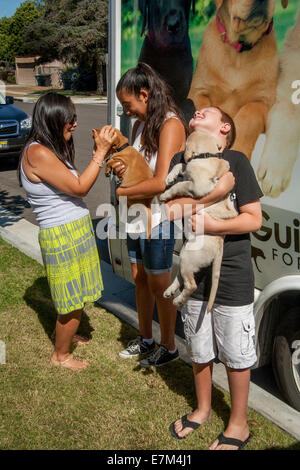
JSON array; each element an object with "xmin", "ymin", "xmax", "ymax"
[
  {"xmin": 188, "ymin": 0, "xmax": 288, "ymax": 160},
  {"xmin": 160, "ymin": 130, "xmax": 237, "ymax": 312}
]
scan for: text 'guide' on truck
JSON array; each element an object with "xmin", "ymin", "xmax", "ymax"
[{"xmin": 105, "ymin": 0, "xmax": 300, "ymax": 412}]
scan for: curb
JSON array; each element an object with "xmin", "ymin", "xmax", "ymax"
[
  {"xmin": 0, "ymin": 207, "xmax": 42, "ymax": 265},
  {"xmin": 0, "ymin": 206, "xmax": 300, "ymax": 443},
  {"xmin": 14, "ymin": 96, "xmax": 107, "ymax": 105}
]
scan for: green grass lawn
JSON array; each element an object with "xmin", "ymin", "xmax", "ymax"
[{"xmin": 0, "ymin": 237, "xmax": 299, "ymax": 450}]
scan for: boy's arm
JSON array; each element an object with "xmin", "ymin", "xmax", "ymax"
[
  {"xmin": 192, "ymin": 200, "xmax": 262, "ymax": 235},
  {"xmin": 165, "ymin": 171, "xmax": 235, "ymax": 221}
]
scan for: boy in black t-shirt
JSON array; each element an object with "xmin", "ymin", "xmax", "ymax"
[{"xmin": 165, "ymin": 107, "xmax": 263, "ymax": 450}]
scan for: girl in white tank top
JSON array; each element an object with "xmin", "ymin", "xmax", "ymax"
[{"xmin": 114, "ymin": 62, "xmax": 187, "ymax": 367}]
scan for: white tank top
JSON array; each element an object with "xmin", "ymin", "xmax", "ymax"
[
  {"xmin": 127, "ymin": 112, "xmax": 179, "ymax": 233},
  {"xmin": 132, "ymin": 112, "xmax": 179, "ymax": 173},
  {"xmin": 20, "ymin": 142, "xmax": 89, "ymax": 229}
]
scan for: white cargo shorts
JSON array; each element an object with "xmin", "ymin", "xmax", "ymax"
[{"xmin": 182, "ymin": 299, "xmax": 257, "ymax": 369}]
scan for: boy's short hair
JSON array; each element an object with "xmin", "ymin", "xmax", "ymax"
[{"xmin": 216, "ymin": 107, "xmax": 236, "ymax": 149}]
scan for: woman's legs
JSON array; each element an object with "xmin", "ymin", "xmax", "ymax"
[
  {"xmin": 125, "ymin": 265, "xmax": 177, "ymax": 362},
  {"xmin": 126, "ymin": 222, "xmax": 177, "ymax": 349},
  {"xmin": 132, "ymin": 266, "xmax": 177, "ymax": 350},
  {"xmin": 132, "ymin": 263, "xmax": 155, "ymax": 340},
  {"xmin": 50, "ymin": 308, "xmax": 89, "ymax": 370},
  {"xmin": 147, "ymin": 271, "xmax": 177, "ymax": 350}
]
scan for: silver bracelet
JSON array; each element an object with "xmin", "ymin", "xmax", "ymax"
[{"xmin": 92, "ymin": 157, "xmax": 104, "ymax": 168}]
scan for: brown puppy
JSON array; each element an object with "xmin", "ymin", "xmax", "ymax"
[
  {"xmin": 188, "ymin": 0, "xmax": 288, "ymax": 160},
  {"xmin": 92, "ymin": 128, "xmax": 153, "ymax": 239}
]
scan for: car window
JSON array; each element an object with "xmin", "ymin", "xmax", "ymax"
[{"xmin": 0, "ymin": 93, "xmax": 6, "ymax": 105}]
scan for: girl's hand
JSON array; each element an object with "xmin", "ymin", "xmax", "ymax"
[
  {"xmin": 111, "ymin": 161, "xmax": 126, "ymax": 180},
  {"xmin": 116, "ymin": 186, "xmax": 128, "ymax": 200},
  {"xmin": 92, "ymin": 125, "xmax": 117, "ymax": 155}
]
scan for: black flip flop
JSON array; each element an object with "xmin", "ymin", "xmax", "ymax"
[
  {"xmin": 216, "ymin": 432, "xmax": 251, "ymax": 450},
  {"xmin": 169, "ymin": 414, "xmax": 201, "ymax": 439}
]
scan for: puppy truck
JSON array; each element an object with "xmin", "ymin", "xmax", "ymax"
[{"xmin": 101, "ymin": 0, "xmax": 300, "ymax": 412}]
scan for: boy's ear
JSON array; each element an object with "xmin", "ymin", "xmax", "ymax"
[{"xmin": 221, "ymin": 122, "xmax": 231, "ymax": 135}]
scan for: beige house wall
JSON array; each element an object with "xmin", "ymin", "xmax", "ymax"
[{"xmin": 15, "ymin": 57, "xmax": 65, "ymax": 88}]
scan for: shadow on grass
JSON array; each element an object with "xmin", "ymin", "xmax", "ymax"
[
  {"xmin": 23, "ymin": 276, "xmax": 94, "ymax": 343},
  {"xmin": 102, "ymin": 308, "xmax": 231, "ymax": 429},
  {"xmin": 0, "ymin": 189, "xmax": 31, "ymax": 226},
  {"xmin": 268, "ymin": 442, "xmax": 300, "ymax": 450}
]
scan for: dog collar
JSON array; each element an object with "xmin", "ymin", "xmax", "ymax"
[
  {"xmin": 190, "ymin": 152, "xmax": 224, "ymax": 160},
  {"xmin": 115, "ymin": 143, "xmax": 130, "ymax": 152},
  {"xmin": 216, "ymin": 16, "xmax": 274, "ymax": 53}
]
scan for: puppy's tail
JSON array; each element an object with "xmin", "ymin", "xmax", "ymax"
[{"xmin": 206, "ymin": 238, "xmax": 224, "ymax": 313}]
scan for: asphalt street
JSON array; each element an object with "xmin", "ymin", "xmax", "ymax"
[{"xmin": 0, "ymin": 102, "xmax": 111, "ymax": 225}]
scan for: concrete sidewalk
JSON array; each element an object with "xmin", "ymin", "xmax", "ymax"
[
  {"xmin": 3, "ymin": 84, "xmax": 107, "ymax": 104},
  {"xmin": 0, "ymin": 205, "xmax": 299, "ymax": 443}
]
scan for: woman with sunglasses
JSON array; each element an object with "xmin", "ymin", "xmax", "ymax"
[{"xmin": 19, "ymin": 92, "xmax": 115, "ymax": 371}]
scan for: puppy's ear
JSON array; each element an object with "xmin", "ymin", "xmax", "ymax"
[
  {"xmin": 139, "ymin": 0, "xmax": 148, "ymax": 36},
  {"xmin": 214, "ymin": 0, "xmax": 224, "ymax": 9},
  {"xmin": 281, "ymin": 0, "xmax": 288, "ymax": 8}
]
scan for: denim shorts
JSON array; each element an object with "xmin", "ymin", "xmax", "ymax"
[
  {"xmin": 126, "ymin": 221, "xmax": 175, "ymax": 275},
  {"xmin": 182, "ymin": 299, "xmax": 257, "ymax": 369}
]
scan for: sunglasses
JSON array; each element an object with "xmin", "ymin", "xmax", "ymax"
[{"xmin": 69, "ymin": 114, "xmax": 78, "ymax": 125}]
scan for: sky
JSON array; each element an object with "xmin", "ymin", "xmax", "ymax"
[{"xmin": 0, "ymin": 0, "xmax": 25, "ymax": 19}]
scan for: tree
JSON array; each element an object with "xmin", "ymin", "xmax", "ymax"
[
  {"xmin": 0, "ymin": 17, "xmax": 11, "ymax": 65},
  {"xmin": 25, "ymin": 0, "xmax": 108, "ymax": 94},
  {"xmin": 0, "ymin": 2, "xmax": 41, "ymax": 65}
]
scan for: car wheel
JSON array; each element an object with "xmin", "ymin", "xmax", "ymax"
[{"xmin": 272, "ymin": 308, "xmax": 300, "ymax": 411}]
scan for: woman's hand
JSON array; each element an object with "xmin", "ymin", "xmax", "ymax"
[{"xmin": 92, "ymin": 125, "xmax": 117, "ymax": 156}]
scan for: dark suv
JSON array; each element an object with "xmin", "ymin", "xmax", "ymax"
[{"xmin": 0, "ymin": 93, "xmax": 31, "ymax": 159}]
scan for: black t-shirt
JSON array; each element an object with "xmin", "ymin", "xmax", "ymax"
[{"xmin": 168, "ymin": 149, "xmax": 263, "ymax": 306}]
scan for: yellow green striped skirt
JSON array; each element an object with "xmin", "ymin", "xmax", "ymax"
[{"xmin": 38, "ymin": 213, "xmax": 103, "ymax": 315}]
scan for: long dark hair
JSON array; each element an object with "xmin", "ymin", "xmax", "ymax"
[
  {"xmin": 116, "ymin": 62, "xmax": 188, "ymax": 160},
  {"xmin": 18, "ymin": 92, "xmax": 77, "ymax": 185}
]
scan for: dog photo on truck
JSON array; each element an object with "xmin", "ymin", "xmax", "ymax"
[{"xmin": 108, "ymin": 0, "xmax": 300, "ymax": 412}]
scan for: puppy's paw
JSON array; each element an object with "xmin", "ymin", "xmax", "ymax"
[
  {"xmin": 159, "ymin": 192, "xmax": 169, "ymax": 202},
  {"xmin": 165, "ymin": 174, "xmax": 175, "ymax": 187},
  {"xmin": 258, "ymin": 147, "xmax": 296, "ymax": 198},
  {"xmin": 173, "ymin": 296, "xmax": 184, "ymax": 310},
  {"xmin": 163, "ymin": 288, "xmax": 173, "ymax": 298}
]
